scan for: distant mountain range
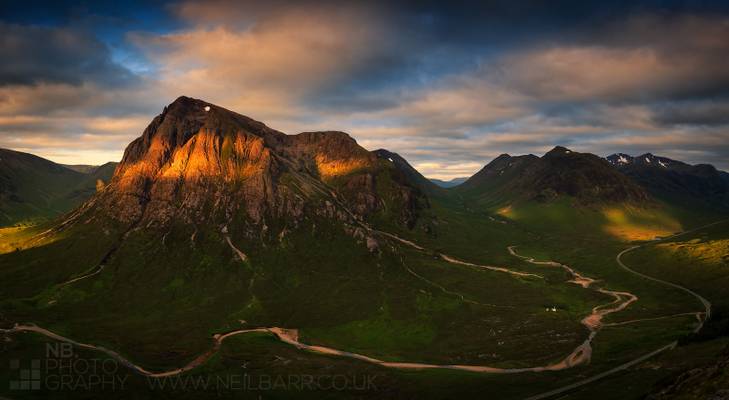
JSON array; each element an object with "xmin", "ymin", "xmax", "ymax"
[
  {"xmin": 430, "ymin": 177, "xmax": 468, "ymax": 188},
  {"xmin": 428, "ymin": 152, "xmax": 729, "ymax": 207},
  {"xmin": 62, "ymin": 164, "xmax": 104, "ymax": 174},
  {"xmin": 456, "ymin": 146, "xmax": 651, "ymax": 208},
  {"xmin": 426, "ymin": 148, "xmax": 729, "ymax": 213}
]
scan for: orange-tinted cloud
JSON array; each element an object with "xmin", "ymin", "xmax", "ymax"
[{"xmin": 129, "ymin": 3, "xmax": 390, "ymax": 124}]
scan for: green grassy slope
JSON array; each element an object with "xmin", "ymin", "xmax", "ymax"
[
  {"xmin": 613, "ymin": 221, "xmax": 729, "ymax": 399},
  {"xmin": 624, "ymin": 221, "xmax": 729, "ymax": 341},
  {"xmin": 0, "ymin": 149, "xmax": 117, "ymax": 227},
  {"xmin": 0, "ymin": 148, "xmax": 85, "ymax": 226}
]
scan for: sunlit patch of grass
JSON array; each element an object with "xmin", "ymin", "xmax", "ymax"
[
  {"xmin": 491, "ymin": 199, "xmax": 597, "ymax": 235},
  {"xmin": 488, "ymin": 199, "xmax": 687, "ymax": 244},
  {"xmin": 656, "ymin": 238, "xmax": 729, "ymax": 266},
  {"xmin": 0, "ymin": 224, "xmax": 48, "ymax": 254},
  {"xmin": 601, "ymin": 207, "xmax": 682, "ymax": 241},
  {"xmin": 497, "ymin": 205, "xmax": 515, "ymax": 218}
]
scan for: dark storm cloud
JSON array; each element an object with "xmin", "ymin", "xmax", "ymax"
[
  {"xmin": 265, "ymin": 0, "xmax": 729, "ymax": 132},
  {"xmin": 651, "ymin": 100, "xmax": 729, "ymax": 127},
  {"xmin": 0, "ymin": 23, "xmax": 137, "ymax": 87},
  {"xmin": 0, "ymin": 0, "xmax": 179, "ymax": 32}
]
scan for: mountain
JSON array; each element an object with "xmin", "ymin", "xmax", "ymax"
[
  {"xmin": 373, "ymin": 149, "xmax": 442, "ymax": 195},
  {"xmin": 607, "ymin": 152, "xmax": 729, "ymax": 212},
  {"xmin": 0, "ymin": 148, "xmax": 116, "ymax": 226},
  {"xmin": 430, "ymin": 177, "xmax": 468, "ymax": 188},
  {"xmin": 459, "ymin": 146, "xmax": 650, "ymax": 206},
  {"xmin": 605, "ymin": 153, "xmax": 634, "ymax": 166},
  {"xmin": 79, "ymin": 96, "xmax": 427, "ymax": 235},
  {"xmin": 458, "ymin": 153, "xmax": 538, "ymax": 200}
]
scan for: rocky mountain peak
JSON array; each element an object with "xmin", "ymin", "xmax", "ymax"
[
  {"xmin": 606, "ymin": 153, "xmax": 634, "ymax": 166},
  {"xmin": 488, "ymin": 154, "xmax": 515, "ymax": 168},
  {"xmin": 119, "ymin": 96, "xmax": 284, "ymax": 169},
  {"xmin": 608, "ymin": 152, "xmax": 682, "ymax": 170},
  {"xmin": 373, "ymin": 149, "xmax": 440, "ymax": 195},
  {"xmin": 543, "ymin": 146, "xmax": 574, "ymax": 158}
]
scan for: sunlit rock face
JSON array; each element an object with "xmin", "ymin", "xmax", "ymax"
[
  {"xmin": 281, "ymin": 131, "xmax": 376, "ymax": 181},
  {"xmin": 90, "ymin": 96, "xmax": 426, "ymax": 230},
  {"xmin": 102, "ymin": 96, "xmax": 285, "ymax": 225}
]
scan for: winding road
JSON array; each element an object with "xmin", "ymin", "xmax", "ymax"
[
  {"xmin": 376, "ymin": 229, "xmax": 543, "ymax": 279},
  {"xmin": 616, "ymin": 244, "xmax": 712, "ymax": 332}
]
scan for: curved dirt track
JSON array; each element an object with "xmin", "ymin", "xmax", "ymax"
[
  {"xmin": 610, "ymin": 219, "xmax": 729, "ymax": 333},
  {"xmin": 0, "ymin": 324, "xmax": 270, "ymax": 378},
  {"xmin": 375, "ymin": 230, "xmax": 542, "ymax": 278},
  {"xmin": 508, "ymin": 246, "xmax": 638, "ymax": 366},
  {"xmin": 58, "ymin": 265, "xmax": 105, "ymax": 287}
]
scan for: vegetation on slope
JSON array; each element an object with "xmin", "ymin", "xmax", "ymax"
[{"xmin": 0, "ymin": 148, "xmax": 116, "ymax": 227}]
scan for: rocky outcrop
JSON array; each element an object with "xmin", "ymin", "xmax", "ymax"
[
  {"xmin": 281, "ymin": 131, "xmax": 376, "ymax": 181},
  {"xmin": 99, "ymin": 97, "xmax": 287, "ymax": 225}
]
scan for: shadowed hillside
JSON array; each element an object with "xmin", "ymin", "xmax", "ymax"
[{"xmin": 0, "ymin": 148, "xmax": 116, "ymax": 227}]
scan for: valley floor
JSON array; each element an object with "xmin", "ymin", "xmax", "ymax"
[{"xmin": 0, "ymin": 206, "xmax": 727, "ymax": 399}]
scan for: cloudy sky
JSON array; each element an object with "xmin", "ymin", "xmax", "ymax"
[{"xmin": 2, "ymin": 0, "xmax": 729, "ymax": 179}]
